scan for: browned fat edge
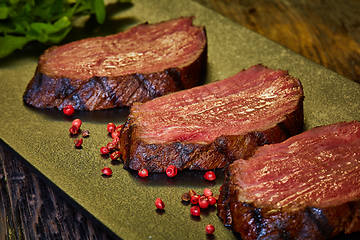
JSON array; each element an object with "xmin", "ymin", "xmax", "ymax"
[
  {"xmin": 23, "ymin": 40, "xmax": 207, "ymax": 111},
  {"xmin": 119, "ymin": 97, "xmax": 304, "ymax": 172}
]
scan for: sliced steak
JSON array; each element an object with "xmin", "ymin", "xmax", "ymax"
[
  {"xmin": 119, "ymin": 64, "xmax": 304, "ymax": 172},
  {"xmin": 23, "ymin": 17, "xmax": 207, "ymax": 111},
  {"xmin": 218, "ymin": 121, "xmax": 360, "ymax": 240}
]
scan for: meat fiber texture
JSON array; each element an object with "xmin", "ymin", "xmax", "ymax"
[
  {"xmin": 119, "ymin": 64, "xmax": 304, "ymax": 172},
  {"xmin": 23, "ymin": 17, "xmax": 207, "ymax": 111},
  {"xmin": 218, "ymin": 121, "xmax": 360, "ymax": 240}
]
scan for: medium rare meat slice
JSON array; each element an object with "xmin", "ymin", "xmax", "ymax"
[
  {"xmin": 23, "ymin": 17, "xmax": 207, "ymax": 111},
  {"xmin": 218, "ymin": 121, "xmax": 360, "ymax": 240},
  {"xmin": 119, "ymin": 64, "xmax": 304, "ymax": 172}
]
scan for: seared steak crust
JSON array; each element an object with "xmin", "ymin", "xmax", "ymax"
[
  {"xmin": 23, "ymin": 17, "xmax": 207, "ymax": 111},
  {"xmin": 23, "ymin": 56, "xmax": 206, "ymax": 111},
  {"xmin": 218, "ymin": 172, "xmax": 360, "ymax": 240}
]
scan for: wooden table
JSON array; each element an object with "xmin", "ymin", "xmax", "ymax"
[
  {"xmin": 194, "ymin": 0, "xmax": 360, "ymax": 84},
  {"xmin": 1, "ymin": 1, "xmax": 359, "ymax": 239}
]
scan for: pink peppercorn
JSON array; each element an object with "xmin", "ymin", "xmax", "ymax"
[
  {"xmin": 107, "ymin": 123, "xmax": 116, "ymax": 133},
  {"xmin": 207, "ymin": 196, "xmax": 217, "ymax": 206},
  {"xmin": 190, "ymin": 206, "xmax": 200, "ymax": 216},
  {"xmin": 69, "ymin": 126, "xmax": 79, "ymax": 135},
  {"xmin": 203, "ymin": 188, "xmax": 213, "ymax": 197},
  {"xmin": 198, "ymin": 196, "xmax": 209, "ymax": 209},
  {"xmin": 155, "ymin": 198, "xmax": 165, "ymax": 210},
  {"xmin": 101, "ymin": 167, "xmax": 112, "ymax": 176},
  {"xmin": 74, "ymin": 138, "xmax": 83, "ymax": 148},
  {"xmin": 111, "ymin": 131, "xmax": 120, "ymax": 139},
  {"xmin": 138, "ymin": 169, "xmax": 149, "ymax": 178},
  {"xmin": 72, "ymin": 118, "xmax": 82, "ymax": 129},
  {"xmin": 63, "ymin": 105, "xmax": 75, "ymax": 116},
  {"xmin": 165, "ymin": 165, "xmax": 177, "ymax": 178},
  {"xmin": 106, "ymin": 142, "xmax": 116, "ymax": 151},
  {"xmin": 100, "ymin": 147, "xmax": 109, "ymax": 155},
  {"xmin": 110, "ymin": 151, "xmax": 120, "ymax": 160},
  {"xmin": 205, "ymin": 224, "xmax": 215, "ymax": 234},
  {"xmin": 190, "ymin": 195, "xmax": 200, "ymax": 205},
  {"xmin": 204, "ymin": 171, "xmax": 216, "ymax": 181}
]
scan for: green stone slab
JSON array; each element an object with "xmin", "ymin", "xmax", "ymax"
[{"xmin": 0, "ymin": 0, "xmax": 359, "ymax": 239}]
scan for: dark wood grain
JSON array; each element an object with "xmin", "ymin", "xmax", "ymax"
[
  {"xmin": 194, "ymin": 0, "xmax": 360, "ymax": 83},
  {"xmin": 0, "ymin": 141, "xmax": 120, "ymax": 240}
]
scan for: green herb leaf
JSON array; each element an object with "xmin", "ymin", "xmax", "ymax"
[
  {"xmin": 0, "ymin": 23, "xmax": 14, "ymax": 33},
  {"xmin": 92, "ymin": 0, "xmax": 106, "ymax": 24},
  {"xmin": 9, "ymin": 0, "xmax": 21, "ymax": 5},
  {"xmin": 0, "ymin": 35, "xmax": 31, "ymax": 58},
  {"xmin": 47, "ymin": 16, "xmax": 72, "ymax": 43},
  {"xmin": 0, "ymin": 5, "xmax": 9, "ymax": 20},
  {"xmin": 28, "ymin": 16, "xmax": 71, "ymax": 43}
]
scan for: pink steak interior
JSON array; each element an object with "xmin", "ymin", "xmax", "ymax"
[
  {"xmin": 131, "ymin": 65, "xmax": 303, "ymax": 144},
  {"xmin": 231, "ymin": 121, "xmax": 360, "ymax": 209}
]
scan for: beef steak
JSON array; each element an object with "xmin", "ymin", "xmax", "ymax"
[
  {"xmin": 23, "ymin": 17, "xmax": 207, "ymax": 111},
  {"xmin": 119, "ymin": 64, "xmax": 304, "ymax": 172},
  {"xmin": 218, "ymin": 121, "xmax": 360, "ymax": 240}
]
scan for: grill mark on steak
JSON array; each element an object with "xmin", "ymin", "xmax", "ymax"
[
  {"xmin": 250, "ymin": 207, "xmax": 293, "ymax": 239},
  {"xmin": 124, "ymin": 75, "xmax": 144, "ymax": 105},
  {"xmin": 277, "ymin": 225, "xmax": 292, "ymax": 240},
  {"xmin": 251, "ymin": 207, "xmax": 267, "ymax": 237},
  {"xmin": 99, "ymin": 77, "xmax": 118, "ymax": 106},
  {"xmin": 165, "ymin": 68, "xmax": 184, "ymax": 90},
  {"xmin": 277, "ymin": 121, "xmax": 292, "ymax": 139},
  {"xmin": 133, "ymin": 70, "xmax": 181, "ymax": 100},
  {"xmin": 54, "ymin": 77, "xmax": 75, "ymax": 100},
  {"xmin": 136, "ymin": 74, "xmax": 157, "ymax": 99},
  {"xmin": 30, "ymin": 68, "xmax": 43, "ymax": 91},
  {"xmin": 306, "ymin": 207, "xmax": 333, "ymax": 238},
  {"xmin": 65, "ymin": 77, "xmax": 116, "ymax": 111},
  {"xmin": 346, "ymin": 201, "xmax": 360, "ymax": 233},
  {"xmin": 173, "ymin": 142, "xmax": 196, "ymax": 167},
  {"xmin": 23, "ymin": 17, "xmax": 207, "ymax": 111},
  {"xmin": 64, "ymin": 93, "xmax": 85, "ymax": 110}
]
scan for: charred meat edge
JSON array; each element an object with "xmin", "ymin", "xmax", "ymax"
[{"xmin": 217, "ymin": 166, "xmax": 360, "ymax": 240}]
